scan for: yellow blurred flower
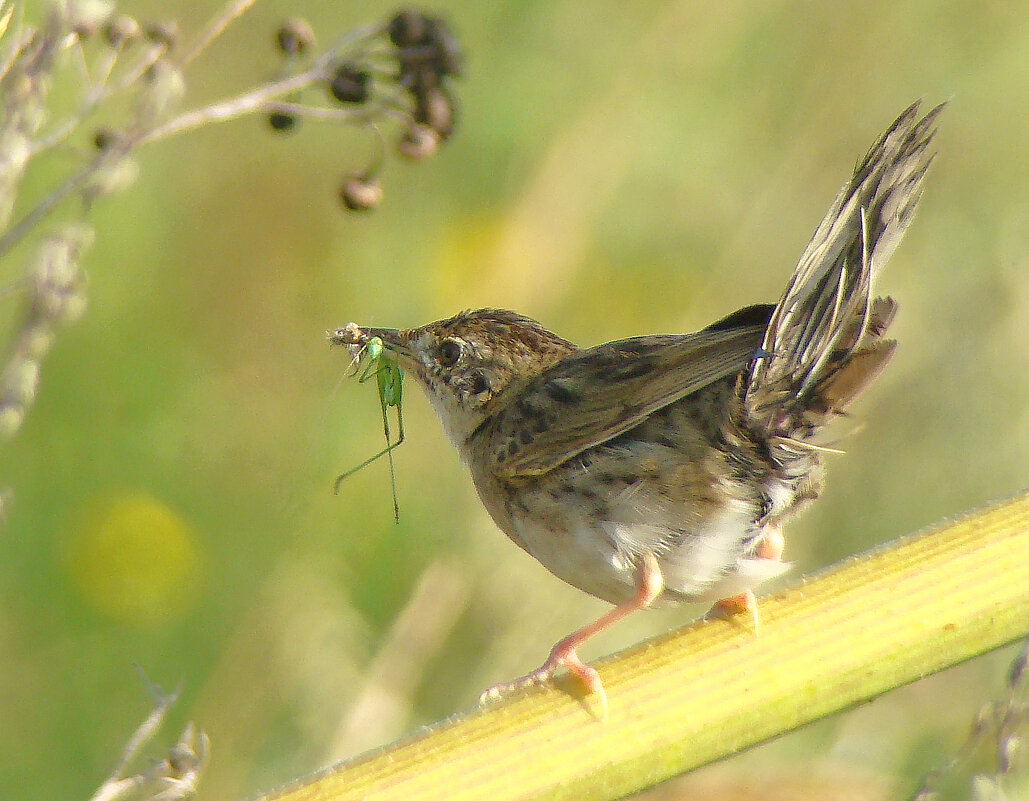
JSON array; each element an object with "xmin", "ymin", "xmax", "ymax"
[{"xmin": 65, "ymin": 493, "xmax": 202, "ymax": 625}]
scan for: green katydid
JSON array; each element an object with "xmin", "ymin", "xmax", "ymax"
[{"xmin": 334, "ymin": 335, "xmax": 405, "ymax": 522}]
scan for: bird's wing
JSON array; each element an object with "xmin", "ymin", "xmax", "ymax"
[{"xmin": 479, "ymin": 322, "xmax": 767, "ymax": 478}]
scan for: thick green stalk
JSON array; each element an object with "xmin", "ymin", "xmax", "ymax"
[{"xmin": 263, "ymin": 491, "xmax": 1029, "ymax": 801}]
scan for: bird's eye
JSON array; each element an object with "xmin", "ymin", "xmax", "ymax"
[{"xmin": 438, "ymin": 338, "xmax": 462, "ymax": 367}]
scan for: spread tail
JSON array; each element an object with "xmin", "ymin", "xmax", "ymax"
[{"xmin": 746, "ymin": 101, "xmax": 943, "ymax": 435}]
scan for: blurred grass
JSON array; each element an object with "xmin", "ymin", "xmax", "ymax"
[{"xmin": 1, "ymin": 1, "xmax": 1027, "ymax": 800}]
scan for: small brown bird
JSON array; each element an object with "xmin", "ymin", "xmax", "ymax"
[{"xmin": 333, "ymin": 101, "xmax": 942, "ymax": 707}]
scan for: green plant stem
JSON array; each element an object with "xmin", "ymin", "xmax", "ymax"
[{"xmin": 263, "ymin": 491, "xmax": 1029, "ymax": 801}]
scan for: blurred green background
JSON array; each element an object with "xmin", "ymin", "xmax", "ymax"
[{"xmin": 3, "ymin": 1, "xmax": 1028, "ymax": 799}]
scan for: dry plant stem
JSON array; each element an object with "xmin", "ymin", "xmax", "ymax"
[
  {"xmin": 2, "ymin": 3, "xmax": 458, "ymax": 450},
  {"xmin": 178, "ymin": 0, "xmax": 260, "ymax": 69},
  {"xmin": 0, "ymin": 10, "xmax": 30, "ymax": 80},
  {"xmin": 258, "ymin": 491, "xmax": 1029, "ymax": 801},
  {"xmin": 0, "ymin": 12, "xmax": 376, "ymax": 261},
  {"xmin": 135, "ymin": 68, "xmax": 333, "ymax": 146},
  {"xmin": 89, "ymin": 688, "xmax": 175, "ymax": 801},
  {"xmin": 265, "ymin": 99, "xmax": 411, "ymax": 127},
  {"xmin": 29, "ymin": 40, "xmax": 170, "ymax": 157},
  {"xmin": 0, "ymin": 149, "xmax": 103, "ymax": 261},
  {"xmin": 910, "ymin": 634, "xmax": 1029, "ymax": 799},
  {"xmin": 0, "ymin": 24, "xmax": 368, "ymax": 259},
  {"xmin": 137, "ymin": 19, "xmax": 382, "ymax": 145},
  {"xmin": 88, "ymin": 678, "xmax": 208, "ymax": 801}
]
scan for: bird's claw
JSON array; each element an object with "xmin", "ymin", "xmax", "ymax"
[{"xmin": 479, "ymin": 647, "xmax": 608, "ymax": 719}]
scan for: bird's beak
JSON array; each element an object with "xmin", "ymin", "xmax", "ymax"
[
  {"xmin": 364, "ymin": 327, "xmax": 407, "ymax": 352},
  {"xmin": 333, "ymin": 325, "xmax": 419, "ymax": 372}
]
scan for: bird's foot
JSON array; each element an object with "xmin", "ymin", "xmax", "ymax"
[
  {"xmin": 705, "ymin": 526, "xmax": 785, "ymax": 631},
  {"xmin": 479, "ymin": 639, "xmax": 608, "ymax": 718},
  {"xmin": 706, "ymin": 588, "xmax": 761, "ymax": 633}
]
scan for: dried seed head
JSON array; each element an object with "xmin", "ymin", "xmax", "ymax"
[
  {"xmin": 64, "ymin": 0, "xmax": 115, "ymax": 38},
  {"xmin": 0, "ymin": 131, "xmax": 31, "ymax": 225},
  {"xmin": 329, "ymin": 63, "xmax": 371, "ymax": 104},
  {"xmin": 24, "ymin": 329, "xmax": 56, "ymax": 360},
  {"xmin": 276, "ymin": 17, "xmax": 315, "ymax": 56},
  {"xmin": 339, "ymin": 176, "xmax": 383, "ymax": 211},
  {"xmin": 59, "ymin": 293, "xmax": 88, "ymax": 325},
  {"xmin": 145, "ymin": 20, "xmax": 179, "ymax": 49},
  {"xmin": 2, "ymin": 359, "xmax": 41, "ymax": 409},
  {"xmin": 104, "ymin": 14, "xmax": 141, "ymax": 48},
  {"xmin": 92, "ymin": 126, "xmax": 125, "ymax": 151},
  {"xmin": 425, "ymin": 17, "xmax": 462, "ymax": 77},
  {"xmin": 30, "ymin": 225, "xmax": 92, "ymax": 323},
  {"xmin": 388, "ymin": 10, "xmax": 430, "ymax": 47},
  {"xmin": 140, "ymin": 60, "xmax": 185, "ymax": 124},
  {"xmin": 92, "ymin": 128, "xmax": 112, "ymax": 149},
  {"xmin": 257, "ymin": 8, "xmax": 463, "ymax": 206},
  {"xmin": 1000, "ymin": 734, "xmax": 1021, "ymax": 774},
  {"xmin": 393, "ymin": 13, "xmax": 462, "ymax": 87},
  {"xmin": 267, "ymin": 112, "xmax": 299, "ymax": 132},
  {"xmin": 83, "ymin": 156, "xmax": 140, "ymax": 205},
  {"xmin": 397, "ymin": 124, "xmax": 439, "ymax": 161},
  {"xmin": 0, "ymin": 407, "xmax": 25, "ymax": 440},
  {"xmin": 414, "ymin": 85, "xmax": 455, "ymax": 139},
  {"xmin": 970, "ymin": 776, "xmax": 1002, "ymax": 799}
]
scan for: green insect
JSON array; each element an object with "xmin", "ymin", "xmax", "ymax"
[{"xmin": 334, "ymin": 336, "xmax": 405, "ymax": 522}]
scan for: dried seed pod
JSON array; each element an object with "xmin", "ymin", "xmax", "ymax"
[
  {"xmin": 65, "ymin": 0, "xmax": 115, "ymax": 38},
  {"xmin": 414, "ymin": 85, "xmax": 455, "ymax": 139},
  {"xmin": 388, "ymin": 10, "xmax": 430, "ymax": 48},
  {"xmin": 397, "ymin": 124, "xmax": 439, "ymax": 161},
  {"xmin": 104, "ymin": 14, "xmax": 141, "ymax": 48},
  {"xmin": 139, "ymin": 60, "xmax": 185, "ymax": 124},
  {"xmin": 0, "ymin": 406, "xmax": 25, "ymax": 439},
  {"xmin": 398, "ymin": 56, "xmax": 439, "ymax": 95},
  {"xmin": 144, "ymin": 20, "xmax": 179, "ymax": 49},
  {"xmin": 3, "ymin": 358, "xmax": 41, "ymax": 409},
  {"xmin": 92, "ymin": 126, "xmax": 125, "ymax": 151},
  {"xmin": 339, "ymin": 176, "xmax": 383, "ymax": 211},
  {"xmin": 267, "ymin": 112, "xmax": 298, "ymax": 132},
  {"xmin": 329, "ymin": 63, "xmax": 371, "ymax": 104},
  {"xmin": 425, "ymin": 16, "xmax": 462, "ymax": 77},
  {"xmin": 276, "ymin": 17, "xmax": 315, "ymax": 56},
  {"xmin": 83, "ymin": 156, "xmax": 140, "ymax": 206}
]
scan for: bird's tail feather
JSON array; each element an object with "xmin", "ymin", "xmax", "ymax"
[{"xmin": 745, "ymin": 101, "xmax": 943, "ymax": 434}]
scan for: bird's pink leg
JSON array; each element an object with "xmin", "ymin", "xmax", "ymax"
[
  {"xmin": 480, "ymin": 554, "xmax": 663, "ymax": 716},
  {"xmin": 709, "ymin": 526, "xmax": 785, "ymax": 631}
]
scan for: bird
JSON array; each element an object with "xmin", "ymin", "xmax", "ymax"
[{"xmin": 332, "ymin": 101, "xmax": 942, "ymax": 710}]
